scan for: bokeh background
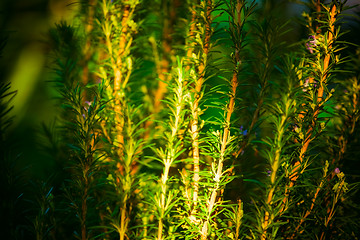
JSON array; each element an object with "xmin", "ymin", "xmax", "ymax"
[{"xmin": 1, "ymin": 0, "xmax": 81, "ymax": 180}]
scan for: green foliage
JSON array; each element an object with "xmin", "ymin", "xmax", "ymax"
[{"xmin": 2, "ymin": 0, "xmax": 360, "ymax": 239}]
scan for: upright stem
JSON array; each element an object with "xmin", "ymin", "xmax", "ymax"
[
  {"xmin": 157, "ymin": 66, "xmax": 186, "ymax": 240},
  {"xmin": 79, "ymin": 3, "xmax": 96, "ymax": 239},
  {"xmin": 191, "ymin": 0, "xmax": 212, "ymax": 208},
  {"xmin": 281, "ymin": 3, "xmax": 337, "ymax": 214},
  {"xmin": 158, "ymin": 163, "xmax": 170, "ymax": 240},
  {"xmin": 261, "ymin": 113, "xmax": 287, "ymax": 240},
  {"xmin": 320, "ymin": 79, "xmax": 360, "ymax": 239},
  {"xmin": 186, "ymin": 3, "xmax": 198, "ymax": 67},
  {"xmin": 120, "ymin": 195, "xmax": 128, "ymax": 240},
  {"xmin": 114, "ymin": 4, "xmax": 131, "ymax": 158},
  {"xmin": 200, "ymin": 63, "xmax": 238, "ymax": 240},
  {"xmin": 117, "ymin": 5, "xmax": 133, "ymax": 240},
  {"xmin": 289, "ymin": 162, "xmax": 328, "ymax": 239},
  {"xmin": 100, "ymin": 2, "xmax": 136, "ymax": 238}
]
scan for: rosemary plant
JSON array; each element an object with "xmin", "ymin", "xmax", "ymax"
[{"xmin": 2, "ymin": 0, "xmax": 360, "ymax": 239}]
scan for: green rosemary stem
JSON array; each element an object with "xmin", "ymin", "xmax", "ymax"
[
  {"xmin": 100, "ymin": 0, "xmax": 136, "ymax": 155},
  {"xmin": 156, "ymin": 63, "xmax": 187, "ymax": 240},
  {"xmin": 79, "ymin": 4, "xmax": 96, "ymax": 237},
  {"xmin": 299, "ymin": 3, "xmax": 336, "ymax": 178},
  {"xmin": 100, "ymin": 0, "xmax": 123, "ymax": 156},
  {"xmin": 158, "ymin": 163, "xmax": 170, "ymax": 240},
  {"xmin": 186, "ymin": 2, "xmax": 198, "ymax": 65},
  {"xmin": 200, "ymin": 62, "xmax": 238, "ymax": 240},
  {"xmin": 235, "ymin": 200, "xmax": 243, "ymax": 240},
  {"xmin": 98, "ymin": 1, "xmax": 140, "ymax": 239},
  {"xmin": 176, "ymin": 2, "xmax": 197, "ymax": 213},
  {"xmin": 234, "ymin": 0, "xmax": 269, "ymax": 158},
  {"xmin": 114, "ymin": 3, "xmax": 131, "ymax": 159},
  {"xmin": 199, "ymin": 1, "xmax": 253, "ymax": 238},
  {"xmin": 289, "ymin": 161, "xmax": 329, "ymax": 239},
  {"xmin": 261, "ymin": 94, "xmax": 295, "ymax": 240},
  {"xmin": 120, "ymin": 199, "xmax": 128, "ymax": 240},
  {"xmin": 282, "ymin": 3, "xmax": 337, "ymax": 213},
  {"xmin": 318, "ymin": 77, "xmax": 360, "ymax": 240},
  {"xmin": 191, "ymin": 0, "xmax": 213, "ymax": 208}
]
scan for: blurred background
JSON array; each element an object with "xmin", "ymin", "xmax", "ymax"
[{"xmin": 0, "ymin": 0, "xmax": 80, "ymax": 180}]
